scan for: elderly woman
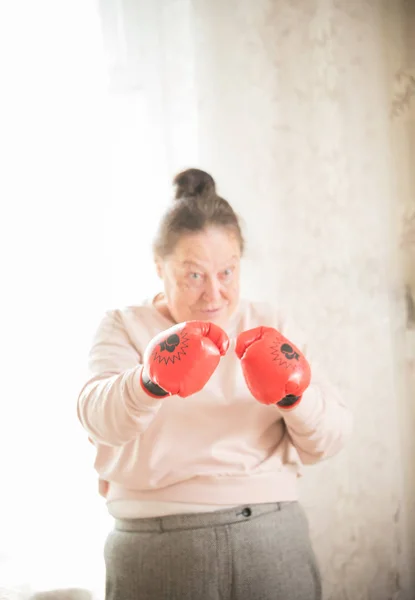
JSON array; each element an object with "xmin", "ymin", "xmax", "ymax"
[{"xmin": 77, "ymin": 168, "xmax": 351, "ymax": 600}]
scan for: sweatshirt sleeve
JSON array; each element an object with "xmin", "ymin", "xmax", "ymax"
[
  {"xmin": 77, "ymin": 309, "xmax": 163, "ymax": 447},
  {"xmin": 276, "ymin": 313, "xmax": 353, "ymax": 465}
]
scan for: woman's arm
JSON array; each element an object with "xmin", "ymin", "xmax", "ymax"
[
  {"xmin": 236, "ymin": 307, "xmax": 353, "ymax": 465},
  {"xmin": 77, "ymin": 310, "xmax": 163, "ymax": 446},
  {"xmin": 277, "ymin": 368, "xmax": 352, "ymax": 464},
  {"xmin": 276, "ymin": 315, "xmax": 352, "ymax": 464}
]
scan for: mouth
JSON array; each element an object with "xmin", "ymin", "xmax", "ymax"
[{"xmin": 199, "ymin": 307, "xmax": 223, "ymax": 315}]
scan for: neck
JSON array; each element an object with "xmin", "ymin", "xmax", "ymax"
[{"xmin": 153, "ymin": 293, "xmax": 176, "ymax": 323}]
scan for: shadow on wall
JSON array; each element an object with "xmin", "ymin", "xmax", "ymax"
[{"xmin": 406, "ymin": 284, "xmax": 415, "ymax": 327}]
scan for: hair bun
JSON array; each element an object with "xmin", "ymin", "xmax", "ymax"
[{"xmin": 173, "ymin": 168, "xmax": 216, "ymax": 200}]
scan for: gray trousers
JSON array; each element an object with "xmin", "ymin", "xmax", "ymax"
[{"xmin": 104, "ymin": 501, "xmax": 322, "ymax": 600}]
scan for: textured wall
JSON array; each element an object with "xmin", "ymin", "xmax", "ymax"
[{"xmin": 186, "ymin": 1, "xmax": 413, "ymax": 598}]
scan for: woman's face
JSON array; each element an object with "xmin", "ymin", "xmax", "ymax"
[{"xmin": 156, "ymin": 227, "xmax": 241, "ymax": 327}]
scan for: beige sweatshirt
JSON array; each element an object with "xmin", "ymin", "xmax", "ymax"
[{"xmin": 77, "ymin": 298, "xmax": 352, "ymax": 515}]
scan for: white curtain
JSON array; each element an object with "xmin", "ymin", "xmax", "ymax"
[{"xmin": 0, "ymin": 1, "xmax": 176, "ymax": 597}]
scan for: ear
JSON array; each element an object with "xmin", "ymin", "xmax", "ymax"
[{"xmin": 155, "ymin": 257, "xmax": 163, "ymax": 279}]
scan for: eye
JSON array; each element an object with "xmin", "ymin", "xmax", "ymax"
[
  {"xmin": 187, "ymin": 272, "xmax": 204, "ymax": 285},
  {"xmin": 220, "ymin": 268, "xmax": 234, "ymax": 281}
]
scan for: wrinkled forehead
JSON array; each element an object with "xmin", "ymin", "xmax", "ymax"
[{"xmin": 169, "ymin": 229, "xmax": 241, "ymax": 269}]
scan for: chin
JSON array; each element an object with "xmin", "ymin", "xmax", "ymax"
[{"xmin": 197, "ymin": 308, "xmax": 224, "ymax": 319}]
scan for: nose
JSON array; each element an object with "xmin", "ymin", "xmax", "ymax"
[{"xmin": 202, "ymin": 276, "xmax": 222, "ymax": 303}]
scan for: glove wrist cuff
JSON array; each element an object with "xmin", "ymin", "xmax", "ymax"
[
  {"xmin": 140, "ymin": 370, "xmax": 169, "ymax": 398},
  {"xmin": 277, "ymin": 394, "xmax": 302, "ymax": 409}
]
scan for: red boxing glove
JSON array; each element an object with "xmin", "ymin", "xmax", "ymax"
[
  {"xmin": 141, "ymin": 321, "xmax": 229, "ymax": 398},
  {"xmin": 235, "ymin": 326, "xmax": 311, "ymax": 408}
]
